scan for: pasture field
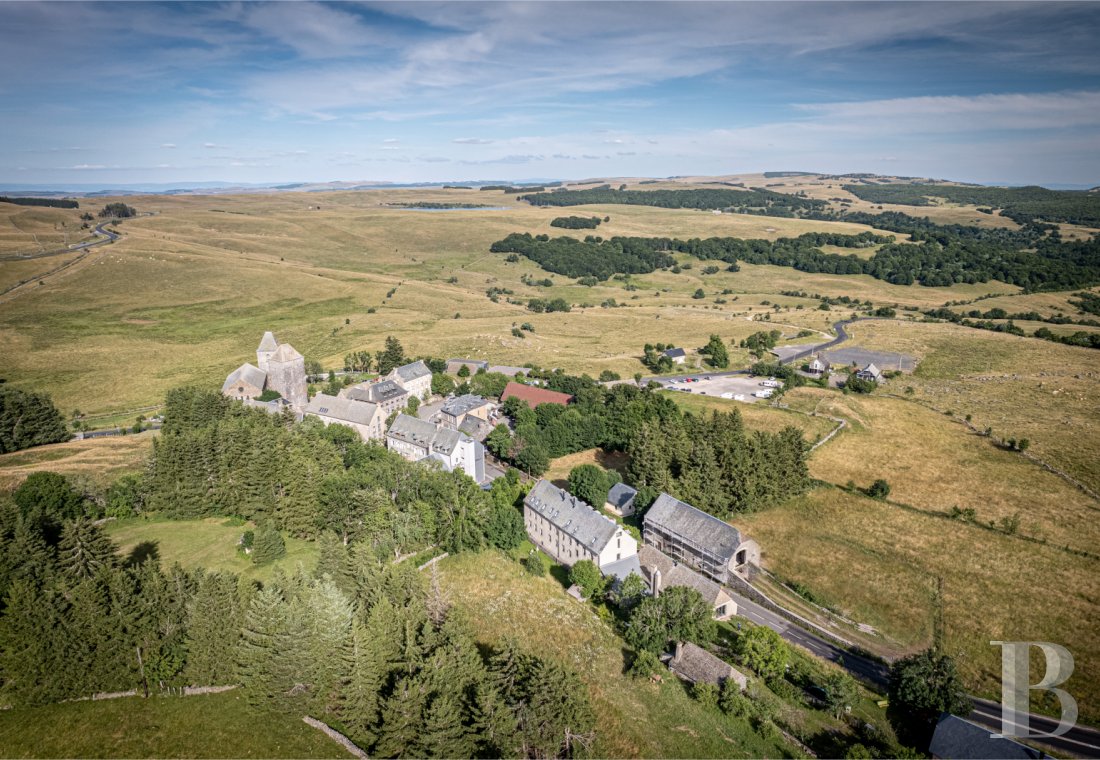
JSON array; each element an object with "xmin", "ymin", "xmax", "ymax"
[
  {"xmin": 0, "ymin": 202, "xmax": 87, "ymax": 255},
  {"xmin": 0, "ymin": 432, "xmax": 152, "ymax": 491},
  {"xmin": 737, "ymin": 485, "xmax": 1100, "ymax": 723},
  {"xmin": 944, "ymin": 287, "xmax": 1100, "ymax": 320},
  {"xmin": 0, "ymin": 188, "xmax": 1021, "ymax": 417},
  {"xmin": 0, "ymin": 690, "xmax": 349, "ymax": 758},
  {"xmin": 663, "ymin": 390, "xmax": 839, "ymax": 442},
  {"xmin": 104, "ymin": 515, "xmax": 319, "ymax": 583},
  {"xmin": 440, "ymin": 550, "xmax": 891, "ymax": 758}
]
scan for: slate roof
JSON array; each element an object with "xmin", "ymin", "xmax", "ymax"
[
  {"xmin": 663, "ymin": 347, "xmax": 686, "ymax": 358},
  {"xmin": 387, "ymin": 413, "xmax": 465, "ymax": 456},
  {"xmin": 447, "ymin": 358, "xmax": 489, "ymax": 370},
  {"xmin": 488, "ymin": 365, "xmax": 529, "ymax": 377},
  {"xmin": 606, "ymin": 482, "xmax": 638, "ymax": 511},
  {"xmin": 305, "ymin": 393, "xmax": 380, "ymax": 427},
  {"xmin": 645, "ymin": 493, "xmax": 744, "ymax": 562},
  {"xmin": 441, "ymin": 394, "xmax": 490, "ymax": 417},
  {"xmin": 222, "ymin": 363, "xmax": 267, "ymax": 393},
  {"xmin": 392, "ymin": 360, "xmax": 432, "ymax": 382},
  {"xmin": 668, "ymin": 642, "xmax": 738, "ymax": 686},
  {"xmin": 501, "ymin": 381, "xmax": 572, "ymax": 408},
  {"xmin": 257, "ymin": 331, "xmax": 278, "ymax": 352},
  {"xmin": 364, "ymin": 379, "xmax": 407, "ymax": 403},
  {"xmin": 929, "ymin": 714, "xmax": 1045, "ymax": 759},
  {"xmin": 638, "ymin": 545, "xmax": 733, "ymax": 609},
  {"xmin": 524, "ymin": 479, "xmax": 618, "ymax": 556},
  {"xmin": 269, "ymin": 343, "xmax": 303, "ymax": 363}
]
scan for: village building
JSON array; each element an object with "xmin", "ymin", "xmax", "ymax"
[
  {"xmin": 643, "ymin": 493, "xmax": 760, "ymax": 584},
  {"xmin": 304, "ymin": 393, "xmax": 385, "ymax": 442},
  {"xmin": 445, "ymin": 358, "xmax": 489, "ymax": 375},
  {"xmin": 604, "ymin": 482, "xmax": 638, "ymax": 517},
  {"xmin": 666, "ymin": 641, "xmax": 748, "ymax": 691},
  {"xmin": 222, "ymin": 331, "xmax": 308, "ymax": 408},
  {"xmin": 929, "ymin": 714, "xmax": 1046, "ymax": 759},
  {"xmin": 439, "ymin": 394, "xmax": 494, "ymax": 430},
  {"xmin": 500, "ymin": 381, "xmax": 573, "ymax": 408},
  {"xmin": 523, "ymin": 479, "xmax": 638, "ymax": 568},
  {"xmin": 386, "ymin": 413, "xmax": 486, "ymax": 483},
  {"xmin": 855, "ymin": 362, "xmax": 884, "ymax": 383},
  {"xmin": 663, "ymin": 347, "xmax": 687, "ymax": 365},
  {"xmin": 342, "ymin": 378, "xmax": 408, "ymax": 415},
  {"xmin": 602, "ymin": 544, "xmax": 736, "ymax": 620},
  {"xmin": 386, "ymin": 360, "xmax": 433, "ymax": 400},
  {"xmin": 807, "ymin": 355, "xmax": 831, "ymax": 375}
]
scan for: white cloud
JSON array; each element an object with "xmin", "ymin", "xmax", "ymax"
[
  {"xmin": 161, "ymin": 143, "xmax": 176, "ymax": 149},
  {"xmin": 453, "ymin": 137, "xmax": 493, "ymax": 144}
]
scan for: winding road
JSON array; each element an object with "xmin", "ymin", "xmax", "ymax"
[{"xmin": 0, "ymin": 220, "xmax": 121, "ymax": 300}]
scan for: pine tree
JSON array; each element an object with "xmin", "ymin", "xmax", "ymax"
[
  {"xmin": 237, "ymin": 584, "xmax": 287, "ymax": 707},
  {"xmin": 470, "ymin": 681, "xmax": 519, "ymax": 758},
  {"xmin": 184, "ymin": 571, "xmax": 243, "ymax": 686},
  {"xmin": 251, "ymin": 523, "xmax": 286, "ymax": 564},
  {"xmin": 0, "ymin": 581, "xmax": 69, "ymax": 705},
  {"xmin": 373, "ymin": 675, "xmax": 427, "ymax": 758},
  {"xmin": 57, "ymin": 518, "xmax": 117, "ymax": 581},
  {"xmin": 421, "ymin": 692, "xmax": 474, "ymax": 758}
]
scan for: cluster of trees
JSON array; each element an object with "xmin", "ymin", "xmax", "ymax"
[
  {"xmin": 0, "ymin": 491, "xmax": 593, "ymax": 758},
  {"xmin": 628, "ymin": 409, "xmax": 809, "ymax": 517},
  {"xmin": 147, "ymin": 387, "xmax": 525, "ymax": 556},
  {"xmin": 399, "ymin": 202, "xmax": 494, "ymax": 209},
  {"xmin": 0, "ymin": 196, "xmax": 79, "ymax": 209},
  {"xmin": 641, "ymin": 343, "xmax": 680, "ymax": 373},
  {"xmin": 0, "ymin": 387, "xmax": 69, "ymax": 453},
  {"xmin": 924, "ymin": 309, "xmax": 1100, "ymax": 351},
  {"xmin": 526, "ymin": 297, "xmax": 571, "ymax": 313},
  {"xmin": 1070, "ymin": 291, "xmax": 1100, "ymax": 316},
  {"xmin": 740, "ymin": 330, "xmax": 782, "ymax": 358},
  {"xmin": 99, "ymin": 202, "xmax": 137, "ymax": 218},
  {"xmin": 490, "ymin": 233, "xmax": 675, "ymax": 281},
  {"xmin": 566, "ymin": 464, "xmax": 622, "ymax": 510},
  {"xmin": 486, "ymin": 381, "xmax": 681, "ymax": 477},
  {"xmin": 841, "ymin": 183, "xmax": 1100, "ymax": 227},
  {"xmin": 700, "ymin": 334, "xmax": 730, "ymax": 368},
  {"xmin": 518, "ymin": 187, "xmax": 826, "ymax": 217},
  {"xmin": 341, "ymin": 336, "xmax": 427, "ymax": 375},
  {"xmin": 550, "ymin": 216, "xmax": 603, "ymax": 229}
]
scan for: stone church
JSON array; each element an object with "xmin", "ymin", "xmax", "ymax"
[{"xmin": 222, "ymin": 331, "xmax": 307, "ymax": 408}]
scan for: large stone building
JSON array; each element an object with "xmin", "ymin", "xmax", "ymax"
[
  {"xmin": 603, "ymin": 545, "xmax": 736, "ymax": 620},
  {"xmin": 387, "ymin": 360, "xmax": 433, "ymax": 400},
  {"xmin": 222, "ymin": 331, "xmax": 307, "ymax": 408},
  {"xmin": 523, "ymin": 479, "xmax": 637, "ymax": 568},
  {"xmin": 304, "ymin": 393, "xmax": 386, "ymax": 441},
  {"xmin": 643, "ymin": 493, "xmax": 760, "ymax": 584},
  {"xmin": 386, "ymin": 413, "xmax": 486, "ymax": 483},
  {"xmin": 438, "ymin": 394, "xmax": 494, "ymax": 430},
  {"xmin": 342, "ymin": 378, "xmax": 408, "ymax": 415}
]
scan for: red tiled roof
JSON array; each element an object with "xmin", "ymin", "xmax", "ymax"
[{"xmin": 500, "ymin": 381, "xmax": 572, "ymax": 407}]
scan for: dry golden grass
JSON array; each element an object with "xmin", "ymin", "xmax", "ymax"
[
  {"xmin": 0, "ymin": 203, "xmax": 87, "ymax": 254},
  {"xmin": 946, "ymin": 287, "xmax": 1100, "ymax": 320},
  {"xmin": 664, "ymin": 390, "xmax": 839, "ymax": 442},
  {"xmin": 738, "ymin": 486, "xmax": 1100, "ymax": 721},
  {"xmin": 0, "ymin": 433, "xmax": 153, "ymax": 491},
  {"xmin": 545, "ymin": 448, "xmax": 630, "ymax": 486},
  {"xmin": 835, "ymin": 319, "xmax": 1100, "ymax": 493}
]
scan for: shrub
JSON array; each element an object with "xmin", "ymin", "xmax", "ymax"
[
  {"xmin": 629, "ymin": 649, "xmax": 662, "ymax": 679},
  {"xmin": 867, "ymin": 479, "xmax": 891, "ymax": 500},
  {"xmin": 251, "ymin": 524, "xmax": 286, "ymax": 564},
  {"xmin": 569, "ymin": 560, "xmax": 604, "ymax": 598},
  {"xmin": 522, "ymin": 553, "xmax": 545, "ymax": 576},
  {"xmin": 693, "ymin": 682, "xmax": 720, "ymax": 709}
]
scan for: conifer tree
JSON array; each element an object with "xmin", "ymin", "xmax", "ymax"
[
  {"xmin": 184, "ymin": 571, "xmax": 243, "ymax": 686},
  {"xmin": 58, "ymin": 518, "xmax": 117, "ymax": 581},
  {"xmin": 237, "ymin": 585, "xmax": 287, "ymax": 707},
  {"xmin": 0, "ymin": 581, "xmax": 69, "ymax": 705},
  {"xmin": 421, "ymin": 692, "xmax": 474, "ymax": 758}
]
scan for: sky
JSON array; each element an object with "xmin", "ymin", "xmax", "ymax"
[{"xmin": 2, "ymin": 1, "xmax": 1099, "ymax": 189}]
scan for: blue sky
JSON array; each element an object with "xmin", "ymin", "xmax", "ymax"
[{"xmin": 2, "ymin": 1, "xmax": 1099, "ymax": 188}]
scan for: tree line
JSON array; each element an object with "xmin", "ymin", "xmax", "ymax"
[
  {"xmin": 550, "ymin": 216, "xmax": 603, "ymax": 229},
  {"xmin": 518, "ymin": 187, "xmax": 826, "ymax": 217},
  {"xmin": 0, "ymin": 387, "xmax": 69, "ymax": 454},
  {"xmin": 841, "ymin": 183, "xmax": 1100, "ymax": 227},
  {"xmin": 490, "ymin": 232, "xmax": 675, "ymax": 281},
  {"xmin": 0, "ymin": 196, "xmax": 79, "ymax": 209}
]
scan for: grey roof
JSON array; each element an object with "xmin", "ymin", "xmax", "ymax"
[
  {"xmin": 663, "ymin": 347, "xmax": 686, "ymax": 358},
  {"xmin": 257, "ymin": 331, "xmax": 278, "ymax": 352},
  {"xmin": 669, "ymin": 642, "xmax": 738, "ymax": 686},
  {"xmin": 645, "ymin": 493, "xmax": 744, "ymax": 562},
  {"xmin": 305, "ymin": 393, "xmax": 380, "ymax": 427},
  {"xmin": 441, "ymin": 394, "xmax": 490, "ymax": 417},
  {"xmin": 458, "ymin": 416, "xmax": 491, "ymax": 438},
  {"xmin": 488, "ymin": 365, "xmax": 528, "ymax": 377},
  {"xmin": 222, "ymin": 363, "xmax": 267, "ymax": 393},
  {"xmin": 269, "ymin": 343, "xmax": 303, "ymax": 363},
  {"xmin": 362, "ymin": 379, "xmax": 407, "ymax": 403},
  {"xmin": 859, "ymin": 362, "xmax": 882, "ymax": 378},
  {"xmin": 523, "ymin": 479, "xmax": 619, "ymax": 556},
  {"xmin": 638, "ymin": 545, "xmax": 733, "ymax": 609},
  {"xmin": 392, "ymin": 360, "xmax": 432, "ymax": 382},
  {"xmin": 809, "ymin": 356, "xmax": 831, "ymax": 369},
  {"xmin": 447, "ymin": 358, "xmax": 489, "ymax": 369},
  {"xmin": 601, "ymin": 554, "xmax": 642, "ymax": 582},
  {"xmin": 606, "ymin": 482, "xmax": 638, "ymax": 511},
  {"xmin": 929, "ymin": 714, "xmax": 1045, "ymax": 760},
  {"xmin": 387, "ymin": 413, "xmax": 466, "ymax": 456}
]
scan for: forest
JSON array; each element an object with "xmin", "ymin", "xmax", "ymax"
[
  {"xmin": 0, "ymin": 387, "xmax": 70, "ymax": 454},
  {"xmin": 517, "ymin": 187, "xmax": 826, "ymax": 217},
  {"xmin": 549, "ymin": 216, "xmax": 603, "ymax": 229},
  {"xmin": 0, "ymin": 196, "xmax": 79, "ymax": 209},
  {"xmin": 493, "ymin": 222, "xmax": 1100, "ymax": 289},
  {"xmin": 841, "ymin": 183, "xmax": 1100, "ymax": 226}
]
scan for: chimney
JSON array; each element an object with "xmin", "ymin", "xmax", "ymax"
[
  {"xmin": 674, "ymin": 640, "xmax": 683, "ymax": 661},
  {"xmin": 651, "ymin": 568, "xmax": 662, "ymax": 598}
]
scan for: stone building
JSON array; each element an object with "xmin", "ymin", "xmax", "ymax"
[
  {"xmin": 387, "ymin": 360, "xmax": 433, "ymax": 400},
  {"xmin": 523, "ymin": 479, "xmax": 637, "ymax": 568},
  {"xmin": 304, "ymin": 393, "xmax": 386, "ymax": 442},
  {"xmin": 342, "ymin": 379, "xmax": 408, "ymax": 416},
  {"xmin": 222, "ymin": 332, "xmax": 307, "ymax": 409},
  {"xmin": 643, "ymin": 493, "xmax": 760, "ymax": 584},
  {"xmin": 386, "ymin": 413, "xmax": 486, "ymax": 482}
]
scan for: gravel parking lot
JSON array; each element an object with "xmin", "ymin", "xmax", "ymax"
[{"xmin": 660, "ymin": 374, "xmax": 778, "ymax": 403}]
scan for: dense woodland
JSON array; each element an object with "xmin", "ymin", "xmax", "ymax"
[
  {"xmin": 0, "ymin": 387, "xmax": 69, "ymax": 454},
  {"xmin": 493, "ymin": 218, "xmax": 1100, "ymax": 289},
  {"xmin": 518, "ymin": 187, "xmax": 826, "ymax": 217},
  {"xmin": 549, "ymin": 216, "xmax": 603, "ymax": 229},
  {"xmin": 841, "ymin": 183, "xmax": 1100, "ymax": 227},
  {"xmin": 0, "ymin": 196, "xmax": 79, "ymax": 209}
]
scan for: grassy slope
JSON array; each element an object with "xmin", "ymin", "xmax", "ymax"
[
  {"xmin": 439, "ymin": 551, "xmax": 788, "ymax": 759},
  {"xmin": 0, "ymin": 691, "xmax": 349, "ymax": 759},
  {"xmin": 104, "ymin": 516, "xmax": 320, "ymax": 583},
  {"xmin": 0, "ymin": 433, "xmax": 153, "ymax": 491}
]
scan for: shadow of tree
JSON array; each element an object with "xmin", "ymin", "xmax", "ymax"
[{"xmin": 124, "ymin": 540, "xmax": 160, "ymax": 568}]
